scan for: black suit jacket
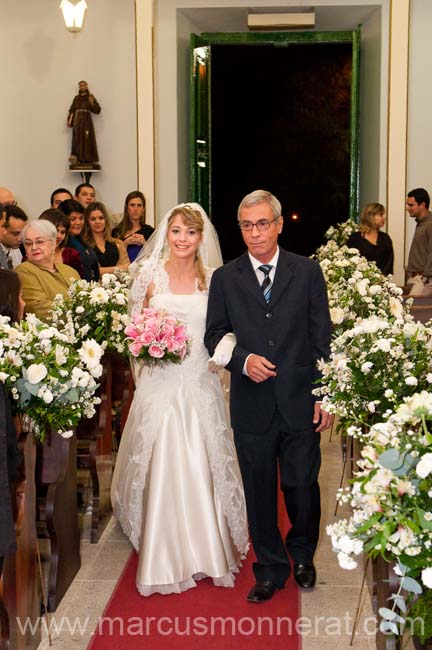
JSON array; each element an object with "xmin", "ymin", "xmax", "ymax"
[{"xmin": 205, "ymin": 248, "xmax": 332, "ymax": 434}]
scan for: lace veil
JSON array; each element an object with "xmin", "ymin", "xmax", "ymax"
[{"xmin": 129, "ymin": 202, "xmax": 223, "ymax": 315}]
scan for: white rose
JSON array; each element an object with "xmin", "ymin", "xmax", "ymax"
[
  {"xmin": 26, "ymin": 363, "xmax": 48, "ymax": 384},
  {"xmin": 55, "ymin": 345, "xmax": 68, "ymax": 365},
  {"xmin": 337, "ymin": 552, "xmax": 358, "ymax": 570},
  {"xmin": 421, "ymin": 567, "xmax": 432, "ymax": 588},
  {"xmin": 357, "ymin": 279, "xmax": 369, "ymax": 296},
  {"xmin": 367, "ymin": 401, "xmax": 376, "ymax": 413},
  {"xmin": 416, "ymin": 453, "xmax": 432, "ymax": 479},
  {"xmin": 43, "ymin": 389, "xmax": 54, "ymax": 404},
  {"xmin": 330, "ymin": 307, "xmax": 345, "ymax": 325},
  {"xmin": 389, "ymin": 297, "xmax": 404, "ymax": 319},
  {"xmin": 75, "ymin": 306, "xmax": 85, "ymax": 314},
  {"xmin": 60, "ymin": 430, "xmax": 74, "ymax": 439},
  {"xmin": 405, "ymin": 376, "xmax": 418, "ymax": 386},
  {"xmin": 375, "ymin": 339, "xmax": 391, "ymax": 352},
  {"xmin": 361, "ymin": 362, "xmax": 373, "ymax": 374}
]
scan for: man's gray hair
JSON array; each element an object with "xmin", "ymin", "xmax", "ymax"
[
  {"xmin": 21, "ymin": 219, "xmax": 57, "ymax": 242},
  {"xmin": 237, "ymin": 189, "xmax": 282, "ymax": 220}
]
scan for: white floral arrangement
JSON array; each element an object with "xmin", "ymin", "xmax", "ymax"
[
  {"xmin": 323, "ymin": 219, "xmax": 359, "ymax": 247},
  {"xmin": 51, "ymin": 272, "xmax": 131, "ymax": 356},
  {"xmin": 0, "ymin": 313, "xmax": 103, "ymax": 442},
  {"xmin": 327, "ymin": 392, "xmax": 432, "ymax": 641},
  {"xmin": 315, "ymin": 241, "xmax": 407, "ymax": 335},
  {"xmin": 314, "ymin": 317, "xmax": 432, "ymax": 430}
]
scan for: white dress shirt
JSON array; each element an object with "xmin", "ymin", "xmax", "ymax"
[{"xmin": 243, "ymin": 248, "xmax": 280, "ymax": 375}]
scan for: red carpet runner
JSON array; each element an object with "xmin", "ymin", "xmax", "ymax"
[{"xmin": 88, "ymin": 491, "xmax": 300, "ymax": 649}]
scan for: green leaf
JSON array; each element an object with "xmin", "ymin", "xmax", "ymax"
[
  {"xmin": 400, "ymin": 576, "xmax": 422, "ymax": 594},
  {"xmin": 355, "ymin": 512, "xmax": 381, "ymax": 534},
  {"xmin": 379, "ymin": 620, "xmax": 399, "ymax": 635},
  {"xmin": 379, "ymin": 607, "xmax": 397, "ymax": 620},
  {"xmin": 388, "ymin": 595, "xmax": 407, "ymax": 613},
  {"xmin": 379, "ymin": 448, "xmax": 403, "ymax": 470},
  {"xmin": 416, "ymin": 507, "xmax": 432, "ymax": 531}
]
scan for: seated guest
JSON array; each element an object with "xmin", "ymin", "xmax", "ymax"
[
  {"xmin": 347, "ymin": 202, "xmax": 394, "ymax": 275},
  {"xmin": 58, "ymin": 199, "xmax": 100, "ymax": 282},
  {"xmin": 0, "ymin": 204, "xmax": 9, "ymax": 269},
  {"xmin": 1, "ymin": 205, "xmax": 29, "ymax": 268},
  {"xmin": 74, "ymin": 183, "xmax": 96, "ymax": 210},
  {"xmin": 39, "ymin": 209, "xmax": 84, "ymax": 277},
  {"xmin": 112, "ymin": 191, "xmax": 154, "ymax": 262},
  {"xmin": 83, "ymin": 202, "xmax": 129, "ymax": 275},
  {"xmin": 15, "ymin": 221, "xmax": 80, "ymax": 322},
  {"xmin": 0, "ymin": 187, "xmax": 16, "ymax": 206},
  {"xmin": 50, "ymin": 188, "xmax": 73, "ymax": 209},
  {"xmin": 0, "ymin": 270, "xmax": 24, "ymax": 576}
]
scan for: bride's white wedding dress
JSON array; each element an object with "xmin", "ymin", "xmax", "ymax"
[{"xmin": 111, "ymin": 265, "xmax": 249, "ymax": 596}]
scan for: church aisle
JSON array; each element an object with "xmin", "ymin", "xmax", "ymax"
[{"xmin": 35, "ymin": 432, "xmax": 383, "ymax": 650}]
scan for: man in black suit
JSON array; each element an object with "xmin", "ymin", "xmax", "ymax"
[{"xmin": 205, "ymin": 189, "xmax": 332, "ymax": 602}]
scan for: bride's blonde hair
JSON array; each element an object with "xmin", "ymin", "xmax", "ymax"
[{"xmin": 167, "ymin": 206, "xmax": 207, "ymax": 290}]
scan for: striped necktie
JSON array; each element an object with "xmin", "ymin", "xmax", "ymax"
[{"xmin": 258, "ymin": 264, "xmax": 272, "ymax": 303}]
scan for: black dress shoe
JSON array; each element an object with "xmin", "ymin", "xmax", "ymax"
[
  {"xmin": 247, "ymin": 580, "xmax": 279, "ymax": 603},
  {"xmin": 293, "ymin": 563, "xmax": 316, "ymax": 589}
]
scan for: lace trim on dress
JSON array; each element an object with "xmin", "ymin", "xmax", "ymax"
[
  {"xmin": 113, "ymin": 264, "xmax": 248, "ymax": 559},
  {"xmin": 136, "ymin": 565, "xmax": 241, "ymax": 597}
]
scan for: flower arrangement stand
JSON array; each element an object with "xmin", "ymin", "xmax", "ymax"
[
  {"xmin": 111, "ymin": 353, "xmax": 134, "ymax": 451},
  {"xmin": 0, "ymin": 431, "xmax": 40, "ymax": 649},
  {"xmin": 76, "ymin": 356, "xmax": 112, "ymax": 543},
  {"xmin": 372, "ymin": 555, "xmax": 400, "ymax": 650},
  {"xmin": 36, "ymin": 430, "xmax": 80, "ymax": 612}
]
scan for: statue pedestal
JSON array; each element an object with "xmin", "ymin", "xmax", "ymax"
[{"xmin": 68, "ymin": 168, "xmax": 101, "ymax": 184}]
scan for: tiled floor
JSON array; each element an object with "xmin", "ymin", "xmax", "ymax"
[{"xmin": 35, "ymin": 431, "xmax": 386, "ymax": 650}]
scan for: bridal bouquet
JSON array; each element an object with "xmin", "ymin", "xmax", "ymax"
[
  {"xmin": 125, "ymin": 308, "xmax": 190, "ymax": 365},
  {"xmin": 0, "ymin": 313, "xmax": 103, "ymax": 441}
]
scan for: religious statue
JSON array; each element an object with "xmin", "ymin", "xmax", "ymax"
[{"xmin": 67, "ymin": 80, "xmax": 101, "ymax": 170}]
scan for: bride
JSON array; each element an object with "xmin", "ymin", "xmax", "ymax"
[{"xmin": 111, "ymin": 203, "xmax": 248, "ymax": 596}]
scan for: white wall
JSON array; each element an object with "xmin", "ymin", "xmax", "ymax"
[
  {"xmin": 359, "ymin": 7, "xmax": 387, "ymax": 207},
  {"xmin": 0, "ymin": 0, "xmax": 137, "ymax": 219},
  {"xmin": 406, "ymin": 0, "xmax": 432, "ymax": 263}
]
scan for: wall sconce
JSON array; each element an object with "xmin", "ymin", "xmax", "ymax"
[{"xmin": 60, "ymin": 0, "xmax": 88, "ymax": 34}]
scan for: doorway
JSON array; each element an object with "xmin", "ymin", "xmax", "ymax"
[{"xmin": 191, "ymin": 31, "xmax": 360, "ymax": 261}]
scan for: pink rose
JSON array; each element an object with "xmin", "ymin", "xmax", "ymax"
[
  {"xmin": 125, "ymin": 324, "xmax": 139, "ymax": 338},
  {"xmin": 148, "ymin": 344, "xmax": 165, "ymax": 359},
  {"xmin": 129, "ymin": 340, "xmax": 144, "ymax": 357},
  {"xmin": 140, "ymin": 330, "xmax": 155, "ymax": 345}
]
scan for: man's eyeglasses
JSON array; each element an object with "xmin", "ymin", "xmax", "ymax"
[
  {"xmin": 238, "ymin": 217, "xmax": 279, "ymax": 232},
  {"xmin": 23, "ymin": 238, "xmax": 51, "ymax": 248}
]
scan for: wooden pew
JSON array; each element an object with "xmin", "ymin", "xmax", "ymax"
[
  {"xmin": 36, "ymin": 431, "xmax": 80, "ymax": 612},
  {"xmin": 0, "ymin": 431, "xmax": 40, "ymax": 650},
  {"xmin": 76, "ymin": 352, "xmax": 133, "ymax": 543}
]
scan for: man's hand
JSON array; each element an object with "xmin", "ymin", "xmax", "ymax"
[
  {"xmin": 246, "ymin": 354, "xmax": 277, "ymax": 383},
  {"xmin": 313, "ymin": 402, "xmax": 334, "ymax": 432}
]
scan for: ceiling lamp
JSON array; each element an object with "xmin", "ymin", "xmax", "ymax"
[
  {"xmin": 60, "ymin": 0, "xmax": 88, "ymax": 34},
  {"xmin": 248, "ymin": 12, "xmax": 315, "ymax": 30}
]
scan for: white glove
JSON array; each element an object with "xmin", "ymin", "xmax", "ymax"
[{"xmin": 208, "ymin": 333, "xmax": 237, "ymax": 373}]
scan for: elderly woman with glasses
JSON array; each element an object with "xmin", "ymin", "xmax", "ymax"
[{"xmin": 15, "ymin": 220, "xmax": 80, "ymax": 323}]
